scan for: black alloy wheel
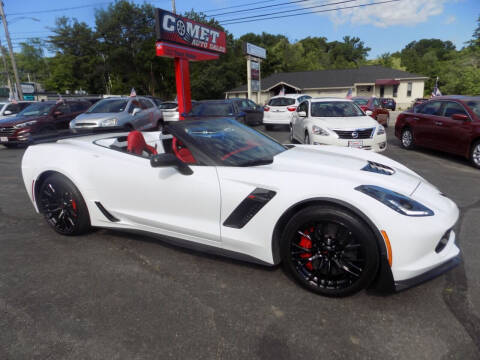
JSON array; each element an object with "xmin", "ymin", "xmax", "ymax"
[
  {"xmin": 281, "ymin": 205, "xmax": 379, "ymax": 297},
  {"xmin": 401, "ymin": 128, "xmax": 415, "ymax": 150},
  {"xmin": 38, "ymin": 174, "xmax": 91, "ymax": 235}
]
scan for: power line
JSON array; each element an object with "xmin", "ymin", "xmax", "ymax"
[
  {"xmin": 204, "ymin": 0, "xmax": 289, "ymax": 14},
  {"xmin": 6, "ymin": 2, "xmax": 111, "ymax": 16},
  {"xmin": 209, "ymin": 0, "xmax": 354, "ymax": 18},
  {"xmin": 221, "ymin": 0, "xmax": 401, "ymax": 25}
]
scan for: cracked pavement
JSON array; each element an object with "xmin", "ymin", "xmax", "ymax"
[{"xmin": 1, "ymin": 123, "xmax": 479, "ymax": 359}]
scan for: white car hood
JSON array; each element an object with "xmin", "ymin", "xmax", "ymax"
[
  {"xmin": 273, "ymin": 145, "xmax": 422, "ymax": 195},
  {"xmin": 311, "ymin": 115, "xmax": 378, "ymax": 129}
]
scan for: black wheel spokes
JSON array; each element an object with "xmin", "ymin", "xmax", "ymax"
[
  {"xmin": 290, "ymin": 221, "xmax": 366, "ymax": 290},
  {"xmin": 40, "ymin": 183, "xmax": 78, "ymax": 233}
]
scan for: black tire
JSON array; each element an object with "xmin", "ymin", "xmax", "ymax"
[
  {"xmin": 304, "ymin": 131, "xmax": 310, "ymax": 145},
  {"xmin": 37, "ymin": 174, "xmax": 91, "ymax": 236},
  {"xmin": 401, "ymin": 127, "xmax": 415, "ymax": 150},
  {"xmin": 280, "ymin": 205, "xmax": 379, "ymax": 297},
  {"xmin": 289, "ymin": 124, "xmax": 296, "ymax": 143},
  {"xmin": 385, "ymin": 115, "xmax": 389, "ymax": 128},
  {"xmin": 124, "ymin": 123, "xmax": 134, "ymax": 131},
  {"xmin": 265, "ymin": 124, "xmax": 274, "ymax": 131},
  {"xmin": 470, "ymin": 140, "xmax": 480, "ymax": 169}
]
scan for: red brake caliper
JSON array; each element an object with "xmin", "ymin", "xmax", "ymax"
[
  {"xmin": 299, "ymin": 227, "xmax": 314, "ymax": 270},
  {"xmin": 71, "ymin": 199, "xmax": 77, "ymax": 214}
]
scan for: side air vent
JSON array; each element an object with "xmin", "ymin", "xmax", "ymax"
[
  {"xmin": 95, "ymin": 201, "xmax": 120, "ymax": 222},
  {"xmin": 223, "ymin": 188, "xmax": 276, "ymax": 229},
  {"xmin": 361, "ymin": 161, "xmax": 396, "ymax": 175}
]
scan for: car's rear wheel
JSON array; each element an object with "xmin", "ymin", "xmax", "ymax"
[
  {"xmin": 401, "ymin": 128, "xmax": 414, "ymax": 149},
  {"xmin": 281, "ymin": 205, "xmax": 379, "ymax": 297},
  {"xmin": 37, "ymin": 174, "xmax": 91, "ymax": 236},
  {"xmin": 470, "ymin": 140, "xmax": 480, "ymax": 169}
]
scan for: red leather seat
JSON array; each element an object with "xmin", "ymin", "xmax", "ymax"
[
  {"xmin": 172, "ymin": 137, "xmax": 196, "ymax": 164},
  {"xmin": 127, "ymin": 131, "xmax": 157, "ymax": 156}
]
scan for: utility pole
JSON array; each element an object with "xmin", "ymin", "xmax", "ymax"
[
  {"xmin": 171, "ymin": 0, "xmax": 176, "ymax": 13},
  {"xmin": 0, "ymin": 38, "xmax": 13, "ymax": 99},
  {"xmin": 0, "ymin": 1, "xmax": 23, "ymax": 100}
]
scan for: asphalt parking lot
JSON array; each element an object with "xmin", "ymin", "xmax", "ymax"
[{"xmin": 1, "ymin": 119, "xmax": 480, "ymax": 359}]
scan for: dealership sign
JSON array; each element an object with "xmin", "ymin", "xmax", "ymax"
[
  {"xmin": 155, "ymin": 9, "xmax": 226, "ymax": 54},
  {"xmin": 243, "ymin": 42, "xmax": 266, "ymax": 59}
]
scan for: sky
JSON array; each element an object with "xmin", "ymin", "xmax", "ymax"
[{"xmin": 3, "ymin": 0, "xmax": 479, "ymax": 58}]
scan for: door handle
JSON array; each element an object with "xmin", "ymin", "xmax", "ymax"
[
  {"xmin": 412, "ymin": 117, "xmax": 419, "ymax": 121},
  {"xmin": 435, "ymin": 121, "xmax": 443, "ymax": 126}
]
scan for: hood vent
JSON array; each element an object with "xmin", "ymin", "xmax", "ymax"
[{"xmin": 361, "ymin": 161, "xmax": 395, "ymax": 175}]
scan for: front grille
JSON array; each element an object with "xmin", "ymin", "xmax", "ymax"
[
  {"xmin": 333, "ymin": 128, "xmax": 374, "ymax": 139},
  {"xmin": 0, "ymin": 126, "xmax": 15, "ymax": 136}
]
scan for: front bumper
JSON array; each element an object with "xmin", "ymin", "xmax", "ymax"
[{"xmin": 310, "ymin": 133, "xmax": 387, "ymax": 152}]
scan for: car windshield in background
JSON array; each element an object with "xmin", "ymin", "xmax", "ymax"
[
  {"xmin": 311, "ymin": 101, "xmax": 364, "ymax": 117},
  {"xmin": 87, "ymin": 99, "xmax": 128, "ymax": 113},
  {"xmin": 18, "ymin": 102, "xmax": 55, "ymax": 117},
  {"xmin": 467, "ymin": 100, "xmax": 480, "ymax": 117},
  {"xmin": 353, "ymin": 99, "xmax": 368, "ymax": 106},
  {"xmin": 269, "ymin": 98, "xmax": 295, "ymax": 106},
  {"xmin": 190, "ymin": 103, "xmax": 234, "ymax": 116},
  {"xmin": 174, "ymin": 118, "xmax": 287, "ymax": 166}
]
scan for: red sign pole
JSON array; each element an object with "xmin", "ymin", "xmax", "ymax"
[{"xmin": 174, "ymin": 57, "xmax": 191, "ymax": 119}]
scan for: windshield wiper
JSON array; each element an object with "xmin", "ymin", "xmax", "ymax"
[{"xmin": 239, "ymin": 158, "xmax": 273, "ymax": 167}]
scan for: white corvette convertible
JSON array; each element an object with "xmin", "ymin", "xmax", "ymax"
[{"xmin": 21, "ymin": 118, "xmax": 460, "ymax": 297}]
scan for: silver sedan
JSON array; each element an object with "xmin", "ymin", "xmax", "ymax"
[{"xmin": 70, "ymin": 97, "xmax": 162, "ymax": 130}]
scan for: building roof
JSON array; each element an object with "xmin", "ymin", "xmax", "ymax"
[{"xmin": 227, "ymin": 65, "xmax": 427, "ymax": 93}]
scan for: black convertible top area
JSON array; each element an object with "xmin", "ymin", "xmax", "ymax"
[{"xmin": 27, "ymin": 126, "xmax": 129, "ymax": 145}]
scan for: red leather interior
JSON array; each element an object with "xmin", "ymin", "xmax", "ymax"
[
  {"xmin": 127, "ymin": 131, "xmax": 157, "ymax": 156},
  {"xmin": 172, "ymin": 137, "xmax": 196, "ymax": 164}
]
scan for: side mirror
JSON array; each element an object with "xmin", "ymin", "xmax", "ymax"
[
  {"xmin": 150, "ymin": 153, "xmax": 193, "ymax": 175},
  {"xmin": 365, "ymin": 110, "xmax": 373, "ymax": 116},
  {"xmin": 132, "ymin": 107, "xmax": 142, "ymax": 116},
  {"xmin": 297, "ymin": 111, "xmax": 307, "ymax": 117},
  {"xmin": 451, "ymin": 113, "xmax": 469, "ymax": 121},
  {"xmin": 54, "ymin": 111, "xmax": 63, "ymax": 116},
  {"xmin": 3, "ymin": 110, "xmax": 12, "ymax": 115}
]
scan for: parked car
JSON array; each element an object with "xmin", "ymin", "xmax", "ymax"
[
  {"xmin": 184, "ymin": 99, "xmax": 261, "ymax": 125},
  {"xmin": 395, "ymin": 96, "xmax": 480, "ymax": 168},
  {"xmin": 159, "ymin": 101, "xmax": 197, "ymax": 122},
  {"xmin": 263, "ymin": 94, "xmax": 312, "ymax": 130},
  {"xmin": 352, "ymin": 96, "xmax": 390, "ymax": 127},
  {"xmin": 22, "ymin": 117, "xmax": 460, "ymax": 297},
  {"xmin": 380, "ymin": 98, "xmax": 396, "ymax": 111},
  {"xmin": 229, "ymin": 98, "xmax": 263, "ymax": 125},
  {"xmin": 290, "ymin": 98, "xmax": 386, "ymax": 152},
  {"xmin": 0, "ymin": 101, "xmax": 33, "ymax": 120},
  {"xmin": 70, "ymin": 96, "xmax": 162, "ymax": 131},
  {"xmin": 0, "ymin": 100, "xmax": 91, "ymax": 147}
]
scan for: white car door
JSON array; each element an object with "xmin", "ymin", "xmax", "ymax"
[
  {"xmin": 294, "ymin": 101, "xmax": 309, "ymax": 142},
  {"xmin": 89, "ymin": 147, "xmax": 221, "ymax": 244}
]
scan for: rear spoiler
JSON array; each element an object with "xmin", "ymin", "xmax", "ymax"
[{"xmin": 28, "ymin": 126, "xmax": 130, "ymax": 145}]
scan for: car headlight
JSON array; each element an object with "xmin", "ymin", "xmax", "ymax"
[
  {"xmin": 376, "ymin": 125, "xmax": 385, "ymax": 135},
  {"xmin": 312, "ymin": 125, "xmax": 329, "ymax": 136},
  {"xmin": 101, "ymin": 118, "xmax": 118, "ymax": 127},
  {"xmin": 355, "ymin": 185, "xmax": 434, "ymax": 216},
  {"xmin": 14, "ymin": 120, "xmax": 37, "ymax": 129},
  {"xmin": 69, "ymin": 120, "xmax": 75, "ymax": 129}
]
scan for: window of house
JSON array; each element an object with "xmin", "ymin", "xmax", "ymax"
[
  {"xmin": 393, "ymin": 85, "xmax": 398, "ymax": 98},
  {"xmin": 407, "ymin": 82, "xmax": 412, "ymax": 97}
]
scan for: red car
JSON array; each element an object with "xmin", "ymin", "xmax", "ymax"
[
  {"xmin": 395, "ymin": 96, "xmax": 480, "ymax": 168},
  {"xmin": 352, "ymin": 96, "xmax": 390, "ymax": 127}
]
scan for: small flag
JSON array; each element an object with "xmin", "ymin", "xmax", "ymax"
[
  {"xmin": 346, "ymin": 88, "xmax": 353, "ymax": 99},
  {"xmin": 431, "ymin": 77, "xmax": 442, "ymax": 97},
  {"xmin": 279, "ymin": 86, "xmax": 285, "ymax": 96},
  {"xmin": 130, "ymin": 88, "xmax": 137, "ymax": 97}
]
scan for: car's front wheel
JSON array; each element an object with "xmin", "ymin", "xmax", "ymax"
[
  {"xmin": 470, "ymin": 140, "xmax": 480, "ymax": 169},
  {"xmin": 401, "ymin": 128, "xmax": 414, "ymax": 149},
  {"xmin": 37, "ymin": 174, "xmax": 91, "ymax": 236},
  {"xmin": 281, "ymin": 205, "xmax": 379, "ymax": 297}
]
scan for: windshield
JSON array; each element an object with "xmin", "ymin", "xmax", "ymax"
[
  {"xmin": 18, "ymin": 102, "xmax": 55, "ymax": 117},
  {"xmin": 87, "ymin": 99, "xmax": 128, "ymax": 113},
  {"xmin": 311, "ymin": 101, "xmax": 364, "ymax": 117},
  {"xmin": 189, "ymin": 103, "xmax": 234, "ymax": 117},
  {"xmin": 353, "ymin": 99, "xmax": 368, "ymax": 106},
  {"xmin": 172, "ymin": 118, "xmax": 287, "ymax": 166},
  {"xmin": 467, "ymin": 100, "xmax": 480, "ymax": 117},
  {"xmin": 269, "ymin": 98, "xmax": 295, "ymax": 106}
]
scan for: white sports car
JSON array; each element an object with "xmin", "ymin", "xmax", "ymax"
[
  {"xmin": 291, "ymin": 98, "xmax": 387, "ymax": 152},
  {"xmin": 21, "ymin": 118, "xmax": 461, "ymax": 297}
]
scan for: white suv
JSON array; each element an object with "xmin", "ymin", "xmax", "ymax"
[
  {"xmin": 290, "ymin": 98, "xmax": 387, "ymax": 152},
  {"xmin": 263, "ymin": 94, "xmax": 311, "ymax": 130}
]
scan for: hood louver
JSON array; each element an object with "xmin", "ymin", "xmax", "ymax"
[{"xmin": 361, "ymin": 161, "xmax": 395, "ymax": 175}]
